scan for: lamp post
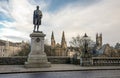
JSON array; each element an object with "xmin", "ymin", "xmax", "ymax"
[
  {"xmin": 81, "ymin": 33, "xmax": 89, "ymax": 57},
  {"xmin": 80, "ymin": 33, "xmax": 91, "ymax": 66},
  {"xmin": 84, "ymin": 33, "xmax": 88, "ymax": 54}
]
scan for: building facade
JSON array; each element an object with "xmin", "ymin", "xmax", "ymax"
[
  {"xmin": 51, "ymin": 31, "xmax": 67, "ymax": 56},
  {"xmin": 0, "ymin": 40, "xmax": 25, "ymax": 57}
]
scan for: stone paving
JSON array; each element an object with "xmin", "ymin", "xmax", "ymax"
[{"xmin": 0, "ymin": 64, "xmax": 120, "ymax": 74}]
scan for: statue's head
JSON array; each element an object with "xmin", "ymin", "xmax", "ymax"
[{"xmin": 36, "ymin": 6, "xmax": 39, "ymax": 10}]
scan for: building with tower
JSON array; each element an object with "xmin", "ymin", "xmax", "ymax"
[
  {"xmin": 51, "ymin": 32, "xmax": 56, "ymax": 49},
  {"xmin": 96, "ymin": 33, "xmax": 102, "ymax": 50},
  {"xmin": 50, "ymin": 31, "xmax": 67, "ymax": 56}
]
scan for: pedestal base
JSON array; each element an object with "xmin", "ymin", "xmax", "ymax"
[
  {"xmin": 25, "ymin": 54, "xmax": 51, "ymax": 68},
  {"xmin": 80, "ymin": 58, "xmax": 92, "ymax": 66},
  {"xmin": 25, "ymin": 62, "xmax": 51, "ymax": 68},
  {"xmin": 24, "ymin": 32, "xmax": 51, "ymax": 68}
]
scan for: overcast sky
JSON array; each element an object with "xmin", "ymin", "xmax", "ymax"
[{"xmin": 0, "ymin": 0, "xmax": 120, "ymax": 46}]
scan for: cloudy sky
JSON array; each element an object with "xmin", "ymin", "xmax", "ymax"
[{"xmin": 0, "ymin": 0, "xmax": 120, "ymax": 46}]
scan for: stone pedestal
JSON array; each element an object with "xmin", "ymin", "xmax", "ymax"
[
  {"xmin": 80, "ymin": 57, "xmax": 92, "ymax": 66},
  {"xmin": 80, "ymin": 53, "xmax": 92, "ymax": 66},
  {"xmin": 25, "ymin": 31, "xmax": 51, "ymax": 68}
]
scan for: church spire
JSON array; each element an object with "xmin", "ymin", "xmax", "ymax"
[
  {"xmin": 51, "ymin": 31, "xmax": 55, "ymax": 48},
  {"xmin": 51, "ymin": 31, "xmax": 54, "ymax": 39},
  {"xmin": 96, "ymin": 33, "xmax": 98, "ymax": 39},
  {"xmin": 61, "ymin": 31, "xmax": 67, "ymax": 48},
  {"xmin": 62, "ymin": 31, "xmax": 65, "ymax": 41}
]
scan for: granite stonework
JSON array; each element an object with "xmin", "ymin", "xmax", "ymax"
[{"xmin": 25, "ymin": 31, "xmax": 51, "ymax": 68}]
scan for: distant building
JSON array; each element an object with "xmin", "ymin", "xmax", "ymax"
[
  {"xmin": 115, "ymin": 43, "xmax": 120, "ymax": 49},
  {"xmin": 93, "ymin": 33, "xmax": 120, "ymax": 57},
  {"xmin": 96, "ymin": 33, "xmax": 102, "ymax": 50},
  {"xmin": 50, "ymin": 31, "xmax": 67, "ymax": 56},
  {"xmin": 93, "ymin": 33, "xmax": 103, "ymax": 55},
  {"xmin": 0, "ymin": 40, "xmax": 25, "ymax": 57}
]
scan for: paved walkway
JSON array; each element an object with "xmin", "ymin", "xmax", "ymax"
[{"xmin": 0, "ymin": 64, "xmax": 120, "ymax": 74}]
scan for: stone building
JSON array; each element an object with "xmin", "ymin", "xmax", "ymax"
[
  {"xmin": 115, "ymin": 43, "xmax": 120, "ymax": 49},
  {"xmin": 50, "ymin": 31, "xmax": 67, "ymax": 56},
  {"xmin": 0, "ymin": 40, "xmax": 25, "ymax": 57},
  {"xmin": 96, "ymin": 33, "xmax": 102, "ymax": 50},
  {"xmin": 93, "ymin": 33, "xmax": 103, "ymax": 55},
  {"xmin": 94, "ymin": 33, "xmax": 120, "ymax": 57}
]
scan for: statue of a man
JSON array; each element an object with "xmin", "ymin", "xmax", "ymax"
[{"xmin": 33, "ymin": 6, "xmax": 42, "ymax": 32}]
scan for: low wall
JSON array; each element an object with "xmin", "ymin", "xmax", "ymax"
[
  {"xmin": 0, "ymin": 56, "xmax": 70, "ymax": 65},
  {"xmin": 0, "ymin": 56, "xmax": 27, "ymax": 65},
  {"xmin": 70, "ymin": 58, "xmax": 80, "ymax": 65},
  {"xmin": 1, "ymin": 56, "xmax": 119, "ymax": 66},
  {"xmin": 48, "ymin": 56, "xmax": 70, "ymax": 64}
]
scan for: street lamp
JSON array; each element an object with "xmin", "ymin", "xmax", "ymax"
[
  {"xmin": 83, "ymin": 33, "xmax": 88, "ymax": 53},
  {"xmin": 81, "ymin": 33, "xmax": 90, "ymax": 57},
  {"xmin": 80, "ymin": 33, "xmax": 91, "ymax": 66}
]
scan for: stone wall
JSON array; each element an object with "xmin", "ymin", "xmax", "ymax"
[
  {"xmin": 1, "ymin": 56, "xmax": 119, "ymax": 66},
  {"xmin": 0, "ymin": 56, "xmax": 27, "ymax": 65},
  {"xmin": 0, "ymin": 56, "xmax": 70, "ymax": 65},
  {"xmin": 48, "ymin": 56, "xmax": 70, "ymax": 64},
  {"xmin": 70, "ymin": 58, "xmax": 80, "ymax": 65}
]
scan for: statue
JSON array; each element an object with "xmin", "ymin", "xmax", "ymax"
[{"xmin": 33, "ymin": 6, "xmax": 42, "ymax": 32}]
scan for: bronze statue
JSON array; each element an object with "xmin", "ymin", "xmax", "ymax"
[{"xmin": 33, "ymin": 6, "xmax": 42, "ymax": 32}]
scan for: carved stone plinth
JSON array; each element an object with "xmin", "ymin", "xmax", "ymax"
[
  {"xmin": 25, "ymin": 31, "xmax": 51, "ymax": 68},
  {"xmin": 80, "ymin": 53, "xmax": 92, "ymax": 66},
  {"xmin": 80, "ymin": 57, "xmax": 92, "ymax": 66}
]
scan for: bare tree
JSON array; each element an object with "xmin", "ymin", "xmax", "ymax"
[
  {"xmin": 69, "ymin": 34, "xmax": 95, "ymax": 53},
  {"xmin": 69, "ymin": 35, "xmax": 83, "ymax": 48}
]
